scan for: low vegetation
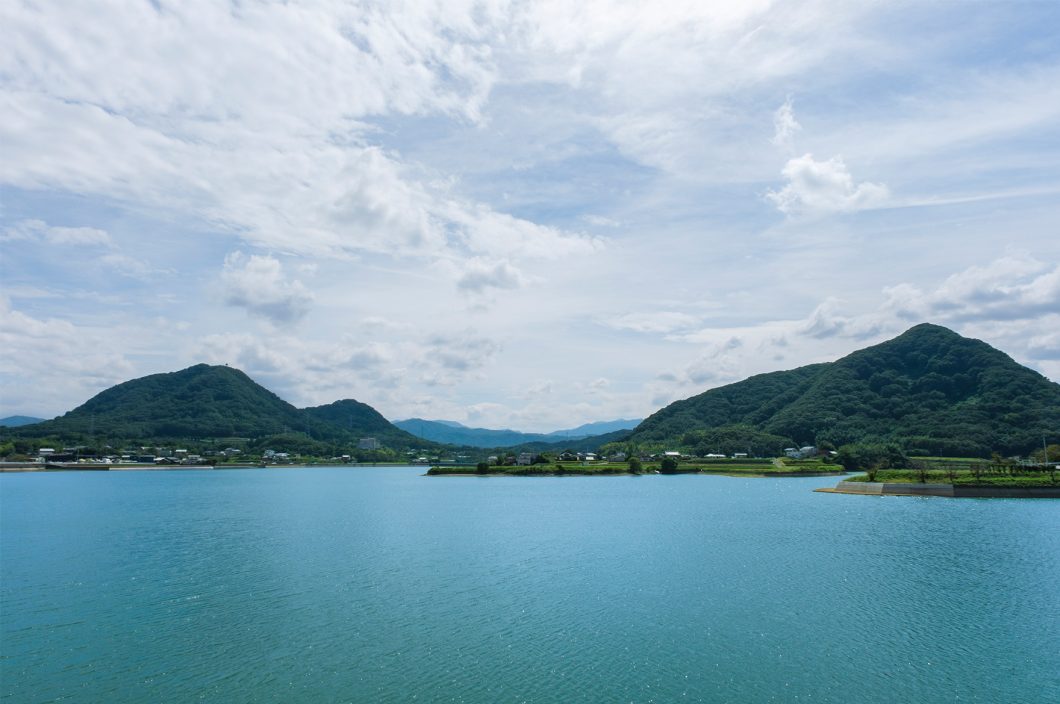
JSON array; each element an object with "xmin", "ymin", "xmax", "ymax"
[{"xmin": 846, "ymin": 457, "xmax": 1059, "ymax": 487}]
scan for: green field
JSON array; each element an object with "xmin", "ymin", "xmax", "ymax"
[{"xmin": 846, "ymin": 467, "xmax": 1059, "ymax": 487}]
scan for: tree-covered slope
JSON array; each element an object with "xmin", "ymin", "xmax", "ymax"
[
  {"xmin": 631, "ymin": 363, "xmax": 827, "ymax": 442},
  {"xmin": 16, "ymin": 364, "xmax": 314, "ymax": 439},
  {"xmin": 303, "ymin": 400, "xmax": 424, "ymax": 447},
  {"xmin": 629, "ymin": 324, "xmax": 1060, "ymax": 456},
  {"xmin": 7, "ymin": 364, "xmax": 433, "ymax": 449}
]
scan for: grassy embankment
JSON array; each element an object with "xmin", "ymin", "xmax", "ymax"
[
  {"xmin": 846, "ymin": 456, "xmax": 1059, "ymax": 487},
  {"xmin": 427, "ymin": 457, "xmax": 844, "ymax": 476}
]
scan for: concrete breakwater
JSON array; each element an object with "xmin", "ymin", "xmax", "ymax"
[{"xmin": 817, "ymin": 480, "xmax": 1060, "ymax": 498}]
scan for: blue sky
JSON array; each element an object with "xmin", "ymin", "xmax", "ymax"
[{"xmin": 2, "ymin": 1, "xmax": 1059, "ymax": 430}]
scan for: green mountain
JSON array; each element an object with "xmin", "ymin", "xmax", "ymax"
[
  {"xmin": 628, "ymin": 324, "xmax": 1060, "ymax": 457},
  {"xmin": 10, "ymin": 364, "xmax": 421, "ymax": 447},
  {"xmin": 304, "ymin": 400, "xmax": 423, "ymax": 447},
  {"xmin": 13, "ymin": 364, "xmax": 307, "ymax": 439}
]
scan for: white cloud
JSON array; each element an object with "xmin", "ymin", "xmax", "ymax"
[
  {"xmin": 684, "ymin": 336, "xmax": 744, "ymax": 385},
  {"xmin": 0, "ymin": 218, "xmax": 162, "ymax": 281},
  {"xmin": 771, "ymin": 97, "xmax": 801, "ymax": 150},
  {"xmin": 767, "ymin": 153, "xmax": 889, "ymax": 215},
  {"xmin": 97, "ymin": 253, "xmax": 168, "ymax": 280},
  {"xmin": 2, "ymin": 1, "xmax": 1058, "ymax": 426},
  {"xmin": 883, "ymin": 254, "xmax": 1060, "ymax": 324},
  {"xmin": 424, "ymin": 332, "xmax": 501, "ymax": 374},
  {"xmin": 195, "ymin": 326, "xmax": 504, "ymax": 414},
  {"xmin": 790, "ymin": 257, "xmax": 1060, "ymax": 344},
  {"xmin": 524, "ymin": 379, "xmax": 555, "ymax": 398},
  {"xmin": 781, "ymin": 256, "xmax": 1060, "ymax": 380},
  {"xmin": 515, "ymin": 2, "xmax": 876, "ymax": 176},
  {"xmin": 608, "ymin": 311, "xmax": 699, "ymax": 334},
  {"xmin": 196, "ymin": 332, "xmax": 406, "ymax": 409},
  {"xmin": 221, "ymin": 252, "xmax": 315, "ymax": 325},
  {"xmin": 799, "ymin": 297, "xmax": 885, "ymax": 340},
  {"xmin": 2, "ymin": 219, "xmax": 112, "ymax": 247},
  {"xmin": 465, "ymin": 402, "xmax": 508, "ymax": 424},
  {"xmin": 644, "ymin": 335, "xmax": 749, "ymax": 407},
  {"xmin": 0, "ymin": 297, "xmax": 135, "ymax": 415},
  {"xmin": 1026, "ymin": 330, "xmax": 1060, "ymax": 361},
  {"xmin": 457, "ymin": 257, "xmax": 525, "ymax": 294},
  {"xmin": 2, "ymin": 1, "xmax": 499, "ymax": 128},
  {"xmin": 0, "ymin": 1, "xmax": 596, "ymax": 278},
  {"xmin": 581, "ymin": 214, "xmax": 622, "ymax": 228}
]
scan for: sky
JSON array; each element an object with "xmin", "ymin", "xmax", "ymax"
[{"xmin": 2, "ymin": 0, "xmax": 1059, "ymax": 431}]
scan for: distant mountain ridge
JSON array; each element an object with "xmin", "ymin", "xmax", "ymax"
[
  {"xmin": 0, "ymin": 415, "xmax": 46, "ymax": 427},
  {"xmin": 2, "ymin": 363, "xmax": 632, "ymax": 452},
  {"xmin": 5, "ymin": 324, "xmax": 1055, "ymax": 458},
  {"xmin": 393, "ymin": 417, "xmax": 642, "ymax": 448},
  {"xmin": 626, "ymin": 323, "xmax": 1060, "ymax": 457},
  {"xmin": 547, "ymin": 419, "xmax": 643, "ymax": 438}
]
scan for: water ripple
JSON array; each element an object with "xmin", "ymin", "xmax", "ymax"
[{"xmin": 1, "ymin": 469, "xmax": 1057, "ymax": 703}]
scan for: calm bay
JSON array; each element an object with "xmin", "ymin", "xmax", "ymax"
[{"xmin": 2, "ymin": 467, "xmax": 1057, "ymax": 703}]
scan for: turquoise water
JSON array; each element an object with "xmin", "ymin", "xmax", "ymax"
[{"xmin": 2, "ymin": 467, "xmax": 1058, "ymax": 703}]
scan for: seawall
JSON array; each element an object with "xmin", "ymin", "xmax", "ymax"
[{"xmin": 816, "ymin": 480, "xmax": 1060, "ymax": 499}]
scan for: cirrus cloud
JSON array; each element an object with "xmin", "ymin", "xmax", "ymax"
[
  {"xmin": 2, "ymin": 219, "xmax": 112, "ymax": 247},
  {"xmin": 0, "ymin": 0, "xmax": 597, "ymax": 280}
]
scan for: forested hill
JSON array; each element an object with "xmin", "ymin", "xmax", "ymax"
[
  {"xmin": 14, "ymin": 365, "xmax": 307, "ymax": 439},
  {"xmin": 303, "ymin": 400, "xmax": 423, "ymax": 447},
  {"xmin": 628, "ymin": 324, "xmax": 1060, "ymax": 457},
  {"xmin": 11, "ymin": 365, "xmax": 420, "ymax": 446}
]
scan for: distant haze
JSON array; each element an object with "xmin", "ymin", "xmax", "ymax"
[
  {"xmin": 0, "ymin": 416, "xmax": 45, "ymax": 428},
  {"xmin": 393, "ymin": 418, "xmax": 642, "ymax": 448}
]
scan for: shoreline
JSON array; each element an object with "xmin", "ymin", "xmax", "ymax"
[
  {"xmin": 0, "ymin": 462, "xmax": 424, "ymax": 473},
  {"xmin": 427, "ymin": 468, "xmax": 848, "ymax": 478},
  {"xmin": 817, "ymin": 480, "xmax": 1060, "ymax": 499}
]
